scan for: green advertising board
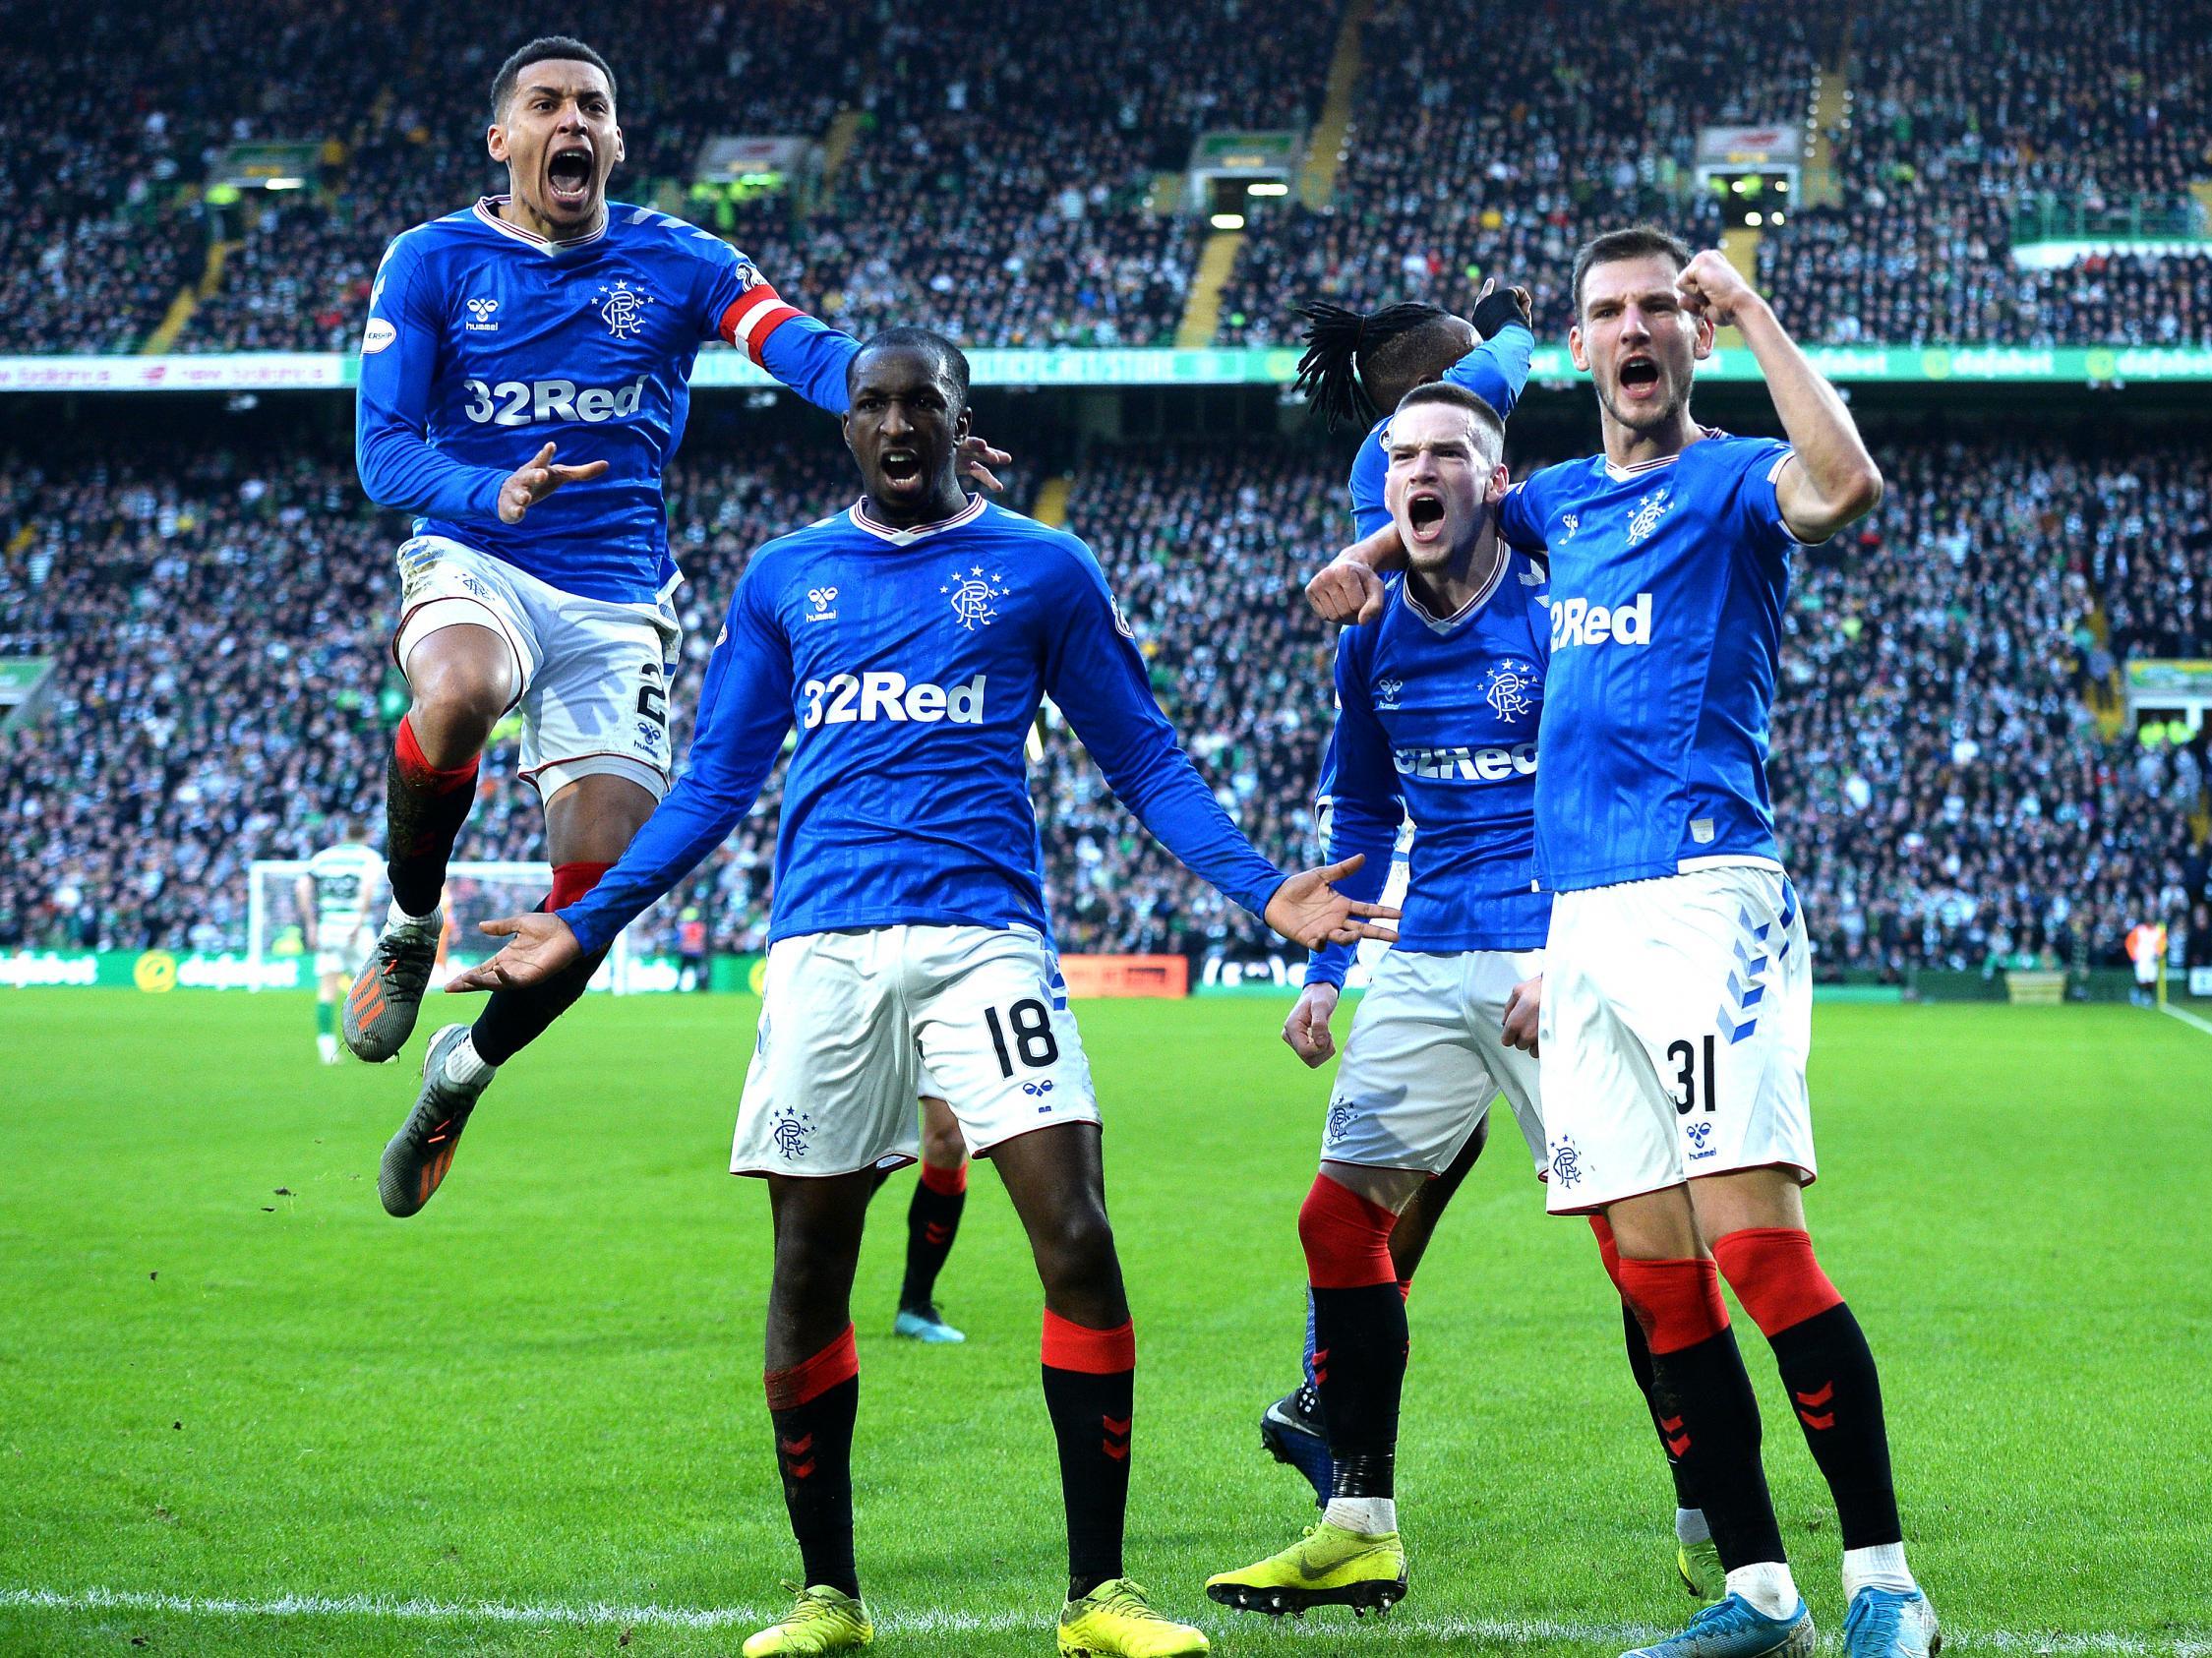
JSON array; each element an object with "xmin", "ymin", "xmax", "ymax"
[{"xmin": 4, "ymin": 344, "xmax": 2209, "ymax": 393}]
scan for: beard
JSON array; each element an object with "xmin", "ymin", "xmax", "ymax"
[{"xmin": 1594, "ymin": 373, "xmax": 1690, "ymax": 434}]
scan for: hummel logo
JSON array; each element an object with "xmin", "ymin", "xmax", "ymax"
[
  {"xmin": 807, "ymin": 585, "xmax": 839, "ymax": 622},
  {"xmin": 465, "ymin": 296, "xmax": 500, "ymax": 332}
]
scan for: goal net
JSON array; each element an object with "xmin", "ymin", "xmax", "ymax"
[{"xmin": 246, "ymin": 859, "xmax": 666, "ymax": 993}]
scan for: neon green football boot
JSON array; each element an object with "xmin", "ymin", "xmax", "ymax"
[
  {"xmin": 1205, "ymin": 1519, "xmax": 1407, "ymax": 1617},
  {"xmin": 1678, "ymin": 1537, "xmax": 1726, "ymax": 1601},
  {"xmin": 1057, "ymin": 1577, "xmax": 1210, "ymax": 1656},
  {"xmin": 742, "ymin": 1583, "xmax": 873, "ymax": 1656}
]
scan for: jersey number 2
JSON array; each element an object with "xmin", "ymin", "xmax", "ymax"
[{"xmin": 985, "ymin": 1000, "xmax": 1058, "ymax": 1077}]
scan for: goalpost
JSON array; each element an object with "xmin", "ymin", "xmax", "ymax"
[{"xmin": 246, "ymin": 859, "xmax": 653, "ymax": 993}]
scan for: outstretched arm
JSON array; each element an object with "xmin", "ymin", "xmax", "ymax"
[
  {"xmin": 1041, "ymin": 546, "xmax": 1396, "ymax": 950},
  {"xmin": 1675, "ymin": 250, "xmax": 1883, "ymax": 543}
]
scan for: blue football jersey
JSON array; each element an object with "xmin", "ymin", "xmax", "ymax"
[
  {"xmin": 1306, "ymin": 556, "xmax": 1553, "ymax": 985},
  {"xmin": 1345, "ymin": 324, "xmax": 1532, "ymax": 537},
  {"xmin": 356, "ymin": 197, "xmax": 859, "ymax": 604},
  {"xmin": 561, "ymin": 499, "xmax": 1290, "ymax": 952},
  {"xmin": 1498, "ymin": 431, "xmax": 1801, "ymax": 891}
]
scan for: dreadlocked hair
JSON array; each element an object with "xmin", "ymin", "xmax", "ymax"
[{"xmin": 1292, "ymin": 300, "xmax": 1458, "ymax": 431}]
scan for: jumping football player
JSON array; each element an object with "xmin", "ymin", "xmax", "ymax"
[
  {"xmin": 1208, "ymin": 384, "xmax": 1707, "ymax": 1617},
  {"xmin": 1310, "ymin": 227, "xmax": 1934, "ymax": 1658},
  {"xmin": 447, "ymin": 329, "xmax": 1399, "ymax": 1658},
  {"xmin": 345, "ymin": 37, "xmax": 1005, "ymax": 1217},
  {"xmin": 1254, "ymin": 279, "xmax": 1543, "ymax": 1498},
  {"xmin": 298, "ymin": 820, "xmax": 382, "ymax": 1063}
]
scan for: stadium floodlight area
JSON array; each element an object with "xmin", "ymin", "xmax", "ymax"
[{"xmin": 247, "ymin": 860, "xmax": 664, "ymax": 995}]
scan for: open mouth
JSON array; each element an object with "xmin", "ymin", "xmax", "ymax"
[
  {"xmin": 546, "ymin": 146, "xmax": 594, "ymax": 209},
  {"xmin": 1405, "ymin": 490, "xmax": 1447, "ymax": 541},
  {"xmin": 880, "ymin": 449, "xmax": 924, "ymax": 488},
  {"xmin": 1618, "ymin": 354, "xmax": 1662, "ymax": 398}
]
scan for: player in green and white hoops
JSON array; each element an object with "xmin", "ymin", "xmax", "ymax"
[{"xmin": 299, "ymin": 822, "xmax": 384, "ymax": 1064}]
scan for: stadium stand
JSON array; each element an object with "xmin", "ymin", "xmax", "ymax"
[{"xmin": 6, "ymin": 0, "xmax": 2209, "ymax": 353}]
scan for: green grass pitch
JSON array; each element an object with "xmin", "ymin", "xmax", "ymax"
[{"xmin": 2, "ymin": 988, "xmax": 2208, "ymax": 1656}]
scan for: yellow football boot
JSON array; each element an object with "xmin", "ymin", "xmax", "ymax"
[
  {"xmin": 1056, "ymin": 1577, "xmax": 1210, "ymax": 1656},
  {"xmin": 742, "ymin": 1583, "xmax": 873, "ymax": 1656},
  {"xmin": 1205, "ymin": 1519, "xmax": 1407, "ymax": 1617},
  {"xmin": 1678, "ymin": 1537, "xmax": 1727, "ymax": 1601}
]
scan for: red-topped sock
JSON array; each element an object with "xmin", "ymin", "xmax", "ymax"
[
  {"xmin": 1591, "ymin": 1215, "xmax": 1702, "ymax": 1515},
  {"xmin": 1713, "ymin": 1226, "xmax": 1902, "ymax": 1553},
  {"xmin": 1041, "ymin": 1309, "xmax": 1134, "ymax": 1600},
  {"xmin": 1299, "ymin": 1175, "xmax": 1406, "ymax": 1516},
  {"xmin": 385, "ymin": 715, "xmax": 478, "ymax": 917},
  {"xmin": 1616, "ymin": 1254, "xmax": 1787, "ymax": 1573},
  {"xmin": 765, "ymin": 1325, "xmax": 861, "ymax": 1598},
  {"xmin": 468, "ymin": 860, "xmax": 613, "ymax": 1067},
  {"xmin": 900, "ymin": 1158, "xmax": 968, "ymax": 1313}
]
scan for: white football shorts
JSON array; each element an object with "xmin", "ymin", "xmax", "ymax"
[
  {"xmin": 733, "ymin": 924, "xmax": 1098, "ymax": 1177},
  {"xmin": 389, "ymin": 535, "xmax": 679, "ymax": 800},
  {"xmin": 1320, "ymin": 947, "xmax": 1548, "ymax": 1177},
  {"xmin": 1538, "ymin": 863, "xmax": 1816, "ymax": 1214}
]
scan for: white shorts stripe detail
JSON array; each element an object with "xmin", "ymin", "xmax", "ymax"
[{"xmin": 1, "ymin": 1586, "xmax": 2196, "ymax": 1654}]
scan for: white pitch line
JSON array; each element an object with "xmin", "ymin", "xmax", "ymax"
[
  {"xmin": 2157, "ymin": 999, "xmax": 2212, "ymax": 1038},
  {"xmin": 3, "ymin": 1585, "xmax": 2206, "ymax": 1655}
]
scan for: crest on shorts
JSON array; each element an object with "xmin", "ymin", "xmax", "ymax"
[
  {"xmin": 769, "ymin": 1105, "xmax": 812, "ymax": 1160},
  {"xmin": 1324, "ymin": 1098, "xmax": 1357, "ymax": 1146},
  {"xmin": 942, "ymin": 563, "xmax": 1011, "ymax": 630},
  {"xmin": 1548, "ymin": 1133, "xmax": 1583, "ymax": 1189},
  {"xmin": 595, "ymin": 279, "xmax": 651, "ymax": 338},
  {"xmin": 1484, "ymin": 659, "xmax": 1538, "ymax": 724}
]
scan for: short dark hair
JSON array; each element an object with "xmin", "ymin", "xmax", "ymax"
[
  {"xmin": 849, "ymin": 326, "xmax": 972, "ymax": 410},
  {"xmin": 1391, "ymin": 382, "xmax": 1506, "ymax": 458},
  {"xmin": 1571, "ymin": 224, "xmax": 1692, "ymax": 317},
  {"xmin": 1292, "ymin": 300, "xmax": 1467, "ymax": 432},
  {"xmin": 491, "ymin": 37, "xmax": 617, "ymax": 123}
]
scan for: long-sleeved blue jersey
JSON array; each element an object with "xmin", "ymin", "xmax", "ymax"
[
  {"xmin": 1345, "ymin": 323, "xmax": 1532, "ymax": 537},
  {"xmin": 355, "ymin": 197, "xmax": 858, "ymax": 604},
  {"xmin": 560, "ymin": 498, "xmax": 1290, "ymax": 953},
  {"xmin": 1498, "ymin": 431, "xmax": 1802, "ymax": 891},
  {"xmin": 1305, "ymin": 558, "xmax": 1553, "ymax": 986}
]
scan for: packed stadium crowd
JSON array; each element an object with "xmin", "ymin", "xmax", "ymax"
[
  {"xmin": 5, "ymin": 0, "xmax": 2209, "ymax": 355},
  {"xmin": 3, "ymin": 425, "xmax": 2205, "ymax": 976}
]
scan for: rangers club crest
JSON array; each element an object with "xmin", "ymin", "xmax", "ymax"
[
  {"xmin": 942, "ymin": 563, "xmax": 1012, "ymax": 630},
  {"xmin": 1626, "ymin": 487, "xmax": 1674, "ymax": 547},
  {"xmin": 1548, "ymin": 1133, "xmax": 1584, "ymax": 1189},
  {"xmin": 769, "ymin": 1105, "xmax": 812, "ymax": 1160},
  {"xmin": 1483, "ymin": 658, "xmax": 1538, "ymax": 724},
  {"xmin": 596, "ymin": 279, "xmax": 651, "ymax": 337}
]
